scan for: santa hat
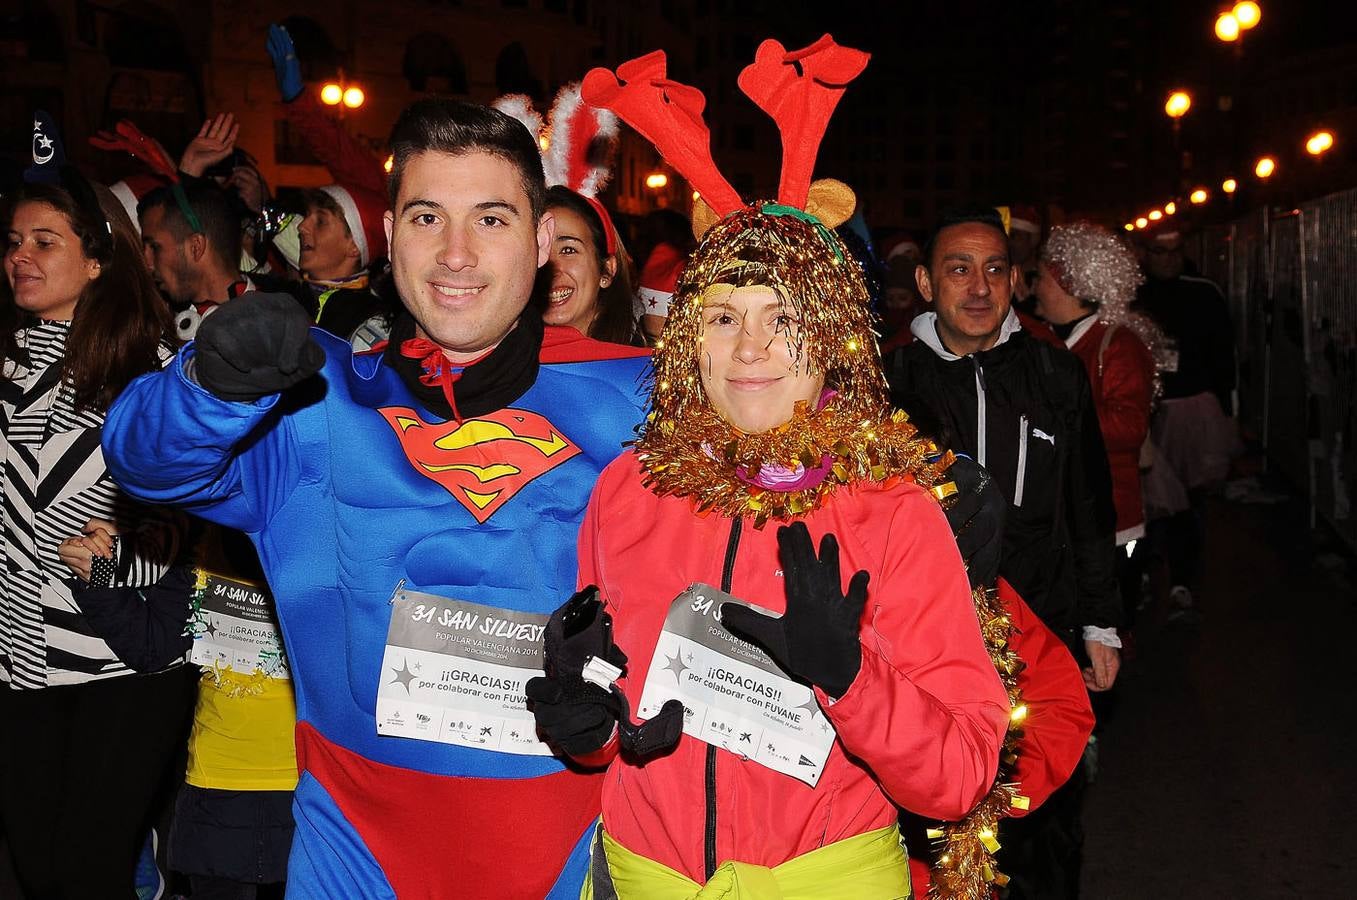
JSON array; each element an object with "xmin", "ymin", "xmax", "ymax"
[
  {"xmin": 107, "ymin": 174, "xmax": 169, "ymax": 235},
  {"xmin": 634, "ymin": 241, "xmax": 685, "ymax": 318},
  {"xmin": 1007, "ymin": 204, "xmax": 1041, "ymax": 235},
  {"xmin": 878, "ymin": 232, "xmax": 921, "ymax": 265},
  {"xmin": 319, "ymin": 184, "xmax": 387, "ymax": 268}
]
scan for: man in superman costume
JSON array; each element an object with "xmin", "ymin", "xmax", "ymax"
[{"xmin": 102, "ymin": 99, "xmax": 650, "ymax": 898}]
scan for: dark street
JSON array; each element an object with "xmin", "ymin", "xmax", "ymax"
[{"xmin": 1082, "ymin": 484, "xmax": 1356, "ymax": 898}]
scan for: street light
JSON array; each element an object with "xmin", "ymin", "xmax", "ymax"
[
  {"xmin": 1135, "ymin": 216, "xmax": 1149, "ymax": 229},
  {"xmin": 1306, "ymin": 130, "xmax": 1334, "ymax": 156},
  {"xmin": 342, "ymin": 87, "xmax": 365, "ymax": 109},
  {"xmin": 1254, "ymin": 156, "xmax": 1276, "ymax": 179},
  {"xmin": 1124, "ymin": 223, "xmax": 1135, "ymax": 232},
  {"xmin": 383, "ymin": 155, "xmax": 393, "ymax": 174},
  {"xmin": 1165, "ymin": 91, "xmax": 1192, "ymax": 119},
  {"xmin": 645, "ymin": 172, "xmax": 669, "ymax": 190},
  {"xmin": 1165, "ymin": 201, "xmax": 1178, "ymax": 215},
  {"xmin": 320, "ymin": 83, "xmax": 344, "ymax": 105},
  {"xmin": 1148, "ymin": 209, "xmax": 1164, "ymax": 221},
  {"xmin": 1233, "ymin": 2, "xmax": 1261, "ymax": 30},
  {"xmin": 1222, "ymin": 178, "xmax": 1238, "ymax": 194},
  {"xmin": 1190, "ymin": 188, "xmax": 1209, "ymax": 204},
  {"xmin": 1215, "ymin": 12, "xmax": 1241, "ymax": 42}
]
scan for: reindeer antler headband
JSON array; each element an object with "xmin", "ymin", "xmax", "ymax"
[
  {"xmin": 582, "ymin": 35, "xmax": 881, "ymax": 409},
  {"xmin": 89, "ymin": 120, "xmax": 202, "ymax": 232},
  {"xmin": 581, "ymin": 35, "xmax": 868, "ymax": 237}
]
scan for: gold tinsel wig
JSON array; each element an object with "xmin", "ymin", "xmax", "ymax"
[{"xmin": 582, "ymin": 38, "xmax": 949, "ymax": 525}]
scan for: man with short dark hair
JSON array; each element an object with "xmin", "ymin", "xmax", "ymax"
[
  {"xmin": 138, "ymin": 180, "xmax": 252, "ymax": 337},
  {"xmin": 103, "ymin": 97, "xmax": 651, "ymax": 899},
  {"xmin": 887, "ymin": 207, "xmax": 1121, "ymax": 676},
  {"xmin": 886, "ymin": 207, "xmax": 1120, "ymax": 899}
]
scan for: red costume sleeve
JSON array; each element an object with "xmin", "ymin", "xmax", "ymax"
[
  {"xmin": 998, "ymin": 579, "xmax": 1095, "ymax": 817},
  {"xmin": 1093, "ymin": 328, "xmax": 1154, "ymax": 454},
  {"xmin": 817, "ymin": 486, "xmax": 1011, "ymax": 821},
  {"xmin": 284, "ymin": 93, "xmax": 386, "ymax": 196}
]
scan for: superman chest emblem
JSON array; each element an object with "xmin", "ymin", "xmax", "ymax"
[{"xmin": 378, "ymin": 406, "xmax": 581, "ymax": 523}]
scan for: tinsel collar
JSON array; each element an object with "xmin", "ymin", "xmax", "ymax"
[{"xmin": 635, "ymin": 390, "xmax": 951, "ymax": 527}]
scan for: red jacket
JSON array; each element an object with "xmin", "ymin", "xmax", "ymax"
[
  {"xmin": 907, "ymin": 578, "xmax": 1094, "ymax": 893},
  {"xmin": 578, "ymin": 453, "xmax": 1010, "ymax": 882},
  {"xmin": 1067, "ymin": 318, "xmax": 1154, "ymax": 541}
]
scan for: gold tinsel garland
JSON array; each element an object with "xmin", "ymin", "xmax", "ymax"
[
  {"xmin": 635, "ymin": 204, "xmax": 953, "ymax": 525},
  {"xmin": 636, "ymin": 399, "xmax": 951, "ymax": 527},
  {"xmin": 926, "ymin": 582, "xmax": 1028, "ymax": 899}
]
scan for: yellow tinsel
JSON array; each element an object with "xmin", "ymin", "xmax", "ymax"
[
  {"xmin": 635, "ymin": 204, "xmax": 950, "ymax": 524},
  {"xmin": 926, "ymin": 581, "xmax": 1027, "ymax": 899}
]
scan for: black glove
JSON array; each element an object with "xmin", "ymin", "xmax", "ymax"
[
  {"xmin": 941, "ymin": 456, "xmax": 1006, "ymax": 589},
  {"xmin": 527, "ymin": 587, "xmax": 684, "ymax": 758},
  {"xmin": 194, "ymin": 291, "xmax": 325, "ymax": 402},
  {"xmin": 526, "ymin": 587, "xmax": 626, "ymax": 757},
  {"xmin": 720, "ymin": 522, "xmax": 868, "ymax": 698}
]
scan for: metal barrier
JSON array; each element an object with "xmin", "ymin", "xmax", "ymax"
[{"xmin": 1191, "ymin": 191, "xmax": 1357, "ymax": 551}]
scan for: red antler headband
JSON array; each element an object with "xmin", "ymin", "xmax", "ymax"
[
  {"xmin": 738, "ymin": 35, "xmax": 869, "ymax": 210},
  {"xmin": 582, "ymin": 35, "xmax": 868, "ymax": 220},
  {"xmin": 89, "ymin": 120, "xmax": 202, "ymax": 232},
  {"xmin": 582, "ymin": 51, "xmax": 743, "ymax": 217}
]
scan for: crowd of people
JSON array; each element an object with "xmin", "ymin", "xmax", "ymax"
[{"xmin": 1, "ymin": 25, "xmax": 1240, "ymax": 900}]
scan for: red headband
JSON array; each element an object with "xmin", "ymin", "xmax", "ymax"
[{"xmin": 582, "ymin": 194, "xmax": 618, "ymax": 257}]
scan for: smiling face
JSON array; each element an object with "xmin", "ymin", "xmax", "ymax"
[
  {"xmin": 544, "ymin": 204, "xmax": 614, "ymax": 334},
  {"xmin": 698, "ymin": 284, "xmax": 825, "ymax": 433},
  {"xmin": 384, "ymin": 150, "xmax": 553, "ymax": 362},
  {"xmin": 917, "ymin": 221, "xmax": 1018, "ymax": 356},
  {"xmin": 5, "ymin": 200, "xmax": 100, "ymax": 321}
]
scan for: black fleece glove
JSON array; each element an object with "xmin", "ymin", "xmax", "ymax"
[
  {"xmin": 526, "ymin": 588, "xmax": 628, "ymax": 757},
  {"xmin": 941, "ymin": 456, "xmax": 1006, "ymax": 589},
  {"xmin": 194, "ymin": 291, "xmax": 324, "ymax": 402},
  {"xmin": 720, "ymin": 522, "xmax": 868, "ymax": 698}
]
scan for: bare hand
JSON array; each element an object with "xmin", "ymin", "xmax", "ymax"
[
  {"xmin": 57, "ymin": 518, "xmax": 120, "ymax": 581},
  {"xmin": 179, "ymin": 113, "xmax": 239, "ymax": 177},
  {"xmin": 1083, "ymin": 640, "xmax": 1121, "ymax": 692},
  {"xmin": 226, "ymin": 165, "xmax": 267, "ymax": 213},
  {"xmin": 58, "ymin": 537, "xmax": 100, "ymax": 581}
]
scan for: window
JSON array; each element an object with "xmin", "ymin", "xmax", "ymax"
[{"xmin": 403, "ymin": 34, "xmax": 468, "ymax": 94}]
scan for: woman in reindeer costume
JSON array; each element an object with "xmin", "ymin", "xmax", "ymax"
[{"xmin": 526, "ymin": 36, "xmax": 1010, "ymax": 898}]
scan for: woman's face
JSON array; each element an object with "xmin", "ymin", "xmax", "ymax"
[
  {"xmin": 5, "ymin": 201, "xmax": 100, "ymax": 322},
  {"xmin": 544, "ymin": 205, "xmax": 613, "ymax": 334},
  {"xmin": 698, "ymin": 284, "xmax": 825, "ymax": 433}
]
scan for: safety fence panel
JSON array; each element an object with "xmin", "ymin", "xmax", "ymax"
[
  {"xmin": 1298, "ymin": 192, "xmax": 1357, "ymax": 548},
  {"xmin": 1264, "ymin": 212, "xmax": 1310, "ymax": 491},
  {"xmin": 1230, "ymin": 210, "xmax": 1269, "ymax": 437}
]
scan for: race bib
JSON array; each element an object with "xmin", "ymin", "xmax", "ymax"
[
  {"xmin": 637, "ymin": 584, "xmax": 836, "ymax": 787},
  {"xmin": 189, "ymin": 572, "xmax": 289, "ymax": 679},
  {"xmin": 375, "ymin": 582, "xmax": 551, "ymax": 756}
]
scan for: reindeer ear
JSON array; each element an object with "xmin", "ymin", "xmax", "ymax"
[
  {"xmin": 804, "ymin": 178, "xmax": 856, "ymax": 230},
  {"xmin": 691, "ymin": 198, "xmax": 723, "ymax": 239}
]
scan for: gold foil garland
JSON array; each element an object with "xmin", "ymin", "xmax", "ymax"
[
  {"xmin": 635, "ymin": 205, "xmax": 949, "ymax": 524},
  {"xmin": 925, "ymin": 580, "xmax": 1029, "ymax": 899}
]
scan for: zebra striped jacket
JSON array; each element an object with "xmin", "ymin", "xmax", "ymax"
[{"xmin": 1, "ymin": 320, "xmax": 183, "ymax": 689}]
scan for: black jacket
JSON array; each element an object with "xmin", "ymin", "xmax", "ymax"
[
  {"xmin": 1134, "ymin": 274, "xmax": 1235, "ymax": 409},
  {"xmin": 886, "ymin": 315, "xmax": 1120, "ymax": 639}
]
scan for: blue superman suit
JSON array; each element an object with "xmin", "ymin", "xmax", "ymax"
[{"xmin": 103, "ymin": 326, "xmax": 649, "ymax": 898}]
